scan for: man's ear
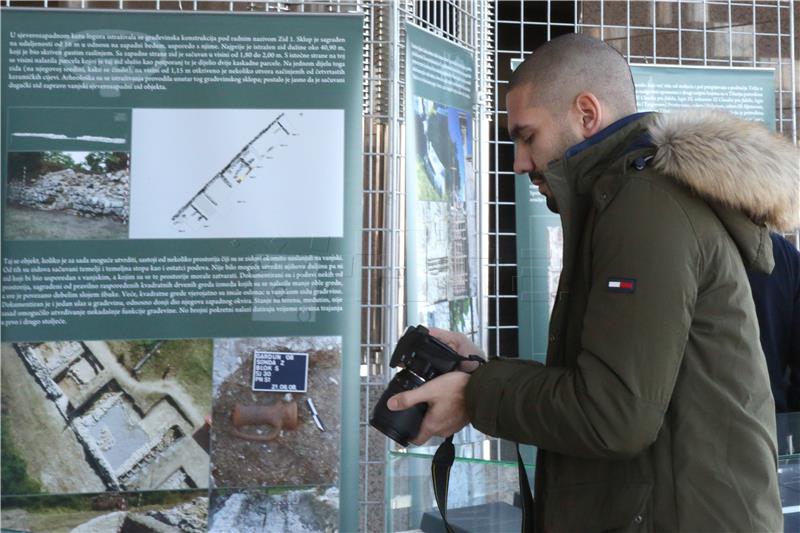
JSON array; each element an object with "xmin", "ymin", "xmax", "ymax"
[{"xmin": 573, "ymin": 92, "xmax": 603, "ymax": 139}]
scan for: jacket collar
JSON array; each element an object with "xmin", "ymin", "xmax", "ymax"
[
  {"xmin": 537, "ymin": 113, "xmax": 654, "ymax": 207},
  {"xmin": 565, "ymin": 112, "xmax": 653, "ymax": 159},
  {"xmin": 540, "ymin": 110, "xmax": 788, "ymax": 275},
  {"xmin": 538, "ymin": 113, "xmax": 654, "ymax": 233},
  {"xmin": 563, "ymin": 112, "xmax": 654, "ymax": 195}
]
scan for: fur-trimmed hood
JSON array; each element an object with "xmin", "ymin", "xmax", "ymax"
[{"xmin": 648, "ymin": 109, "xmax": 800, "ymax": 231}]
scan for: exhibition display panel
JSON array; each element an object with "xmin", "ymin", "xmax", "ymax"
[{"xmin": 1, "ymin": 8, "xmax": 363, "ymax": 531}]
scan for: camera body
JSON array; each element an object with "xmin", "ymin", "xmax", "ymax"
[{"xmin": 369, "ymin": 325, "xmax": 464, "ymax": 446}]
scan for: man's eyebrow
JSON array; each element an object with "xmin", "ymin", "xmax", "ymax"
[{"xmin": 509, "ymin": 125, "xmax": 522, "ymax": 140}]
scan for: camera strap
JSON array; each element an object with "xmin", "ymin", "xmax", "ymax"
[
  {"xmin": 432, "ymin": 436, "xmax": 534, "ymax": 533},
  {"xmin": 431, "ymin": 435, "xmax": 456, "ymax": 533}
]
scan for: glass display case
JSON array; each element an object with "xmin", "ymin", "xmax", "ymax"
[
  {"xmin": 389, "ymin": 413, "xmax": 800, "ymax": 533},
  {"xmin": 778, "ymin": 412, "xmax": 800, "ymax": 532},
  {"xmin": 389, "ymin": 439, "xmax": 530, "ymax": 533}
]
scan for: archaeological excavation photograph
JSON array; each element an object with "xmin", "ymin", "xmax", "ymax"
[
  {"xmin": 210, "ymin": 337, "xmax": 342, "ymax": 488},
  {"xmin": 208, "ymin": 487, "xmax": 338, "ymax": 533},
  {"xmin": 4, "ymin": 151, "xmax": 130, "ymax": 240},
  {"xmin": 0, "ymin": 490, "xmax": 208, "ymax": 533},
  {"xmin": 0, "ymin": 339, "xmax": 212, "ymax": 497}
]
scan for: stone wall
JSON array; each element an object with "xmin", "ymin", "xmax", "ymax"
[{"xmin": 8, "ymin": 168, "xmax": 130, "ymax": 222}]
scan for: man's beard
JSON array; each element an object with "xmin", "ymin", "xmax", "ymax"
[
  {"xmin": 530, "ymin": 170, "xmax": 560, "ymax": 213},
  {"xmin": 545, "ymin": 195, "xmax": 559, "ymax": 213},
  {"xmin": 542, "ymin": 128, "xmax": 585, "ymax": 214}
]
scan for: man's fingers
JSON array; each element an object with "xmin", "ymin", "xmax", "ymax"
[
  {"xmin": 429, "ymin": 326, "xmax": 456, "ymax": 343},
  {"xmin": 430, "ymin": 326, "xmax": 485, "ymax": 359},
  {"xmin": 413, "ymin": 417, "xmax": 445, "ymax": 446},
  {"xmin": 387, "ymin": 386, "xmax": 426, "ymax": 411},
  {"xmin": 411, "ymin": 428, "xmax": 433, "ymax": 446},
  {"xmin": 429, "ymin": 327, "xmax": 462, "ymax": 351}
]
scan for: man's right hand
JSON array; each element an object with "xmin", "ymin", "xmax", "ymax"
[{"xmin": 429, "ymin": 327, "xmax": 485, "ymax": 359}]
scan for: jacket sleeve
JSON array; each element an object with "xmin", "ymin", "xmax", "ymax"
[{"xmin": 466, "ymin": 178, "xmax": 701, "ymax": 459}]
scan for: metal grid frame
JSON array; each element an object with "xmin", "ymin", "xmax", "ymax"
[
  {"xmin": 361, "ymin": 3, "xmax": 492, "ymax": 530},
  {"xmin": 487, "ymin": 0, "xmax": 798, "ymax": 359}
]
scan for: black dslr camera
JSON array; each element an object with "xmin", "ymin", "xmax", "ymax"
[{"xmin": 370, "ymin": 325, "xmax": 466, "ymax": 446}]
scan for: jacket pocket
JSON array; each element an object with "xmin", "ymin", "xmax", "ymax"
[{"xmin": 544, "ymin": 482, "xmax": 652, "ymax": 533}]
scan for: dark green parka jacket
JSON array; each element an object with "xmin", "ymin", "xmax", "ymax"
[{"xmin": 466, "ymin": 111, "xmax": 800, "ymax": 532}]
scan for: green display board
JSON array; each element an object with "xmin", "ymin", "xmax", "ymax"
[
  {"xmin": 514, "ymin": 63, "xmax": 776, "ymax": 361},
  {"xmin": 405, "ymin": 24, "xmax": 478, "ymax": 337},
  {"xmin": 631, "ymin": 65, "xmax": 776, "ymax": 126},
  {"xmin": 400, "ymin": 24, "xmax": 481, "ymax": 529},
  {"xmin": 1, "ymin": 9, "xmax": 363, "ymax": 532}
]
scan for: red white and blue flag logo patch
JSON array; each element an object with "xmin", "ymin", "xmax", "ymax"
[{"xmin": 607, "ymin": 278, "xmax": 636, "ymax": 293}]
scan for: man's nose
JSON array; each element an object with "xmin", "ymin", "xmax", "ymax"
[{"xmin": 513, "ymin": 147, "xmax": 534, "ymax": 175}]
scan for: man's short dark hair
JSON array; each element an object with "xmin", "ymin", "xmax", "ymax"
[{"xmin": 510, "ymin": 33, "xmax": 637, "ymax": 118}]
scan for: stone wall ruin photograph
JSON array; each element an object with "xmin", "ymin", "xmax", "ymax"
[
  {"xmin": 209, "ymin": 487, "xmax": 338, "ymax": 533},
  {"xmin": 5, "ymin": 151, "xmax": 130, "ymax": 240},
  {"xmin": 1, "ymin": 490, "xmax": 208, "ymax": 533}
]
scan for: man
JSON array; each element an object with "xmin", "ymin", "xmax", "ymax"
[
  {"xmin": 749, "ymin": 232, "xmax": 800, "ymax": 415},
  {"xmin": 389, "ymin": 33, "xmax": 798, "ymax": 531},
  {"xmin": 749, "ymin": 232, "xmax": 800, "ymax": 456}
]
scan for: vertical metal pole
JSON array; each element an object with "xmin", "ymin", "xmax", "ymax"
[
  {"xmin": 652, "ymin": 0, "xmax": 658, "ymax": 65},
  {"xmin": 446, "ymin": 0, "xmax": 451, "ymax": 39},
  {"xmin": 365, "ymin": 9, "xmax": 377, "ymax": 530},
  {"xmin": 492, "ymin": 0, "xmax": 501, "ymax": 358},
  {"xmin": 790, "ymin": 0, "xmax": 797, "ymax": 144},
  {"xmin": 384, "ymin": 5, "xmax": 403, "ymax": 530},
  {"xmin": 777, "ymin": 0, "xmax": 784, "ymax": 134},
  {"xmin": 703, "ymin": 0, "xmax": 708, "ymax": 65},
  {"xmin": 678, "ymin": 0, "xmax": 683, "ymax": 64},
  {"xmin": 574, "ymin": 0, "xmax": 579, "ymax": 34},
  {"xmin": 751, "ymin": 0, "xmax": 757, "ymax": 67},
  {"xmin": 788, "ymin": 3, "xmax": 800, "ymax": 254},
  {"xmin": 727, "ymin": 0, "xmax": 733, "ymax": 66},
  {"xmin": 520, "ymin": 0, "xmax": 525, "ymax": 51},
  {"xmin": 626, "ymin": 0, "xmax": 631, "ymax": 61},
  {"xmin": 600, "ymin": 0, "xmax": 604, "ymax": 40},
  {"xmin": 477, "ymin": 0, "xmax": 489, "ymax": 358},
  {"xmin": 495, "ymin": 0, "xmax": 503, "ymax": 358}
]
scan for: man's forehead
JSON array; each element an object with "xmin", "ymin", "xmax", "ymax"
[
  {"xmin": 506, "ymin": 86, "xmax": 547, "ymax": 135},
  {"xmin": 507, "ymin": 84, "xmax": 549, "ymax": 117},
  {"xmin": 507, "ymin": 83, "xmax": 537, "ymax": 105}
]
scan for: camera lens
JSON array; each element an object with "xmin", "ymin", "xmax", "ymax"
[{"xmin": 369, "ymin": 369, "xmax": 427, "ymax": 447}]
